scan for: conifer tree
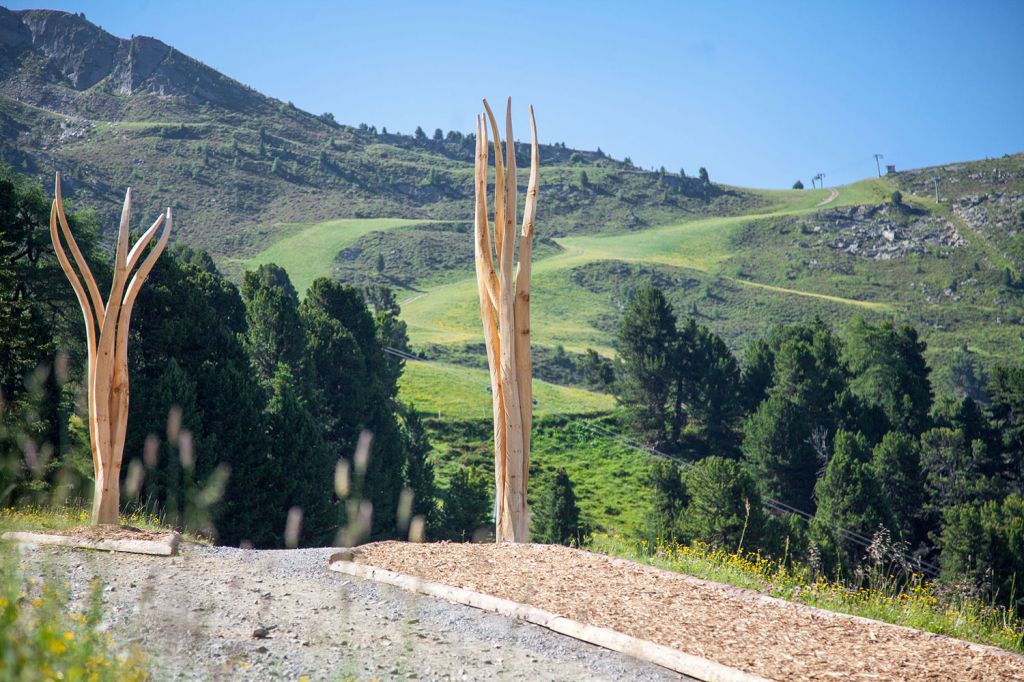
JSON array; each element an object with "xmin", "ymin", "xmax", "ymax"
[
  {"xmin": 812, "ymin": 430, "xmax": 892, "ymax": 570},
  {"xmin": 742, "ymin": 395, "xmax": 817, "ymax": 511},
  {"xmin": 614, "ymin": 286, "xmax": 677, "ymax": 445},
  {"xmin": 532, "ymin": 468, "xmax": 584, "ymax": 545},
  {"xmin": 439, "ymin": 468, "xmax": 490, "ymax": 540},
  {"xmin": 871, "ymin": 431, "xmax": 924, "ymax": 542},
  {"xmin": 680, "ymin": 456, "xmax": 764, "ymax": 552},
  {"xmin": 647, "ymin": 459, "xmax": 687, "ymax": 542},
  {"xmin": 400, "ymin": 406, "xmax": 436, "ymax": 531}
]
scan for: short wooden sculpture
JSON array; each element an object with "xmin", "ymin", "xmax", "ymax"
[
  {"xmin": 474, "ymin": 98, "xmax": 539, "ymax": 542},
  {"xmin": 50, "ymin": 173, "xmax": 172, "ymax": 525}
]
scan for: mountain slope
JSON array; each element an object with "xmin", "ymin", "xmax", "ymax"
[{"xmin": 0, "ymin": 7, "xmax": 760, "ymax": 260}]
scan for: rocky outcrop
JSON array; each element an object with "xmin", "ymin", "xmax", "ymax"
[
  {"xmin": 3, "ymin": 9, "xmax": 264, "ymax": 111},
  {"xmin": 17, "ymin": 9, "xmax": 120, "ymax": 89},
  {"xmin": 801, "ymin": 204, "xmax": 965, "ymax": 259},
  {"xmin": 954, "ymin": 192, "xmax": 1024, "ymax": 235}
]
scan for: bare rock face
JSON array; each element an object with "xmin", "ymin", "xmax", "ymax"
[
  {"xmin": 3, "ymin": 9, "xmax": 263, "ymax": 111},
  {"xmin": 954, "ymin": 192, "xmax": 1024, "ymax": 236},
  {"xmin": 0, "ymin": 7, "xmax": 34, "ymax": 79},
  {"xmin": 803, "ymin": 204, "xmax": 965, "ymax": 259},
  {"xmin": 17, "ymin": 9, "xmax": 120, "ymax": 89}
]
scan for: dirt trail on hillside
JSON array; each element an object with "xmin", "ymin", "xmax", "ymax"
[
  {"xmin": 817, "ymin": 188, "xmax": 839, "ymax": 206},
  {"xmin": 14, "ymin": 543, "xmax": 684, "ymax": 681},
  {"xmin": 354, "ymin": 542, "xmax": 1024, "ymax": 682}
]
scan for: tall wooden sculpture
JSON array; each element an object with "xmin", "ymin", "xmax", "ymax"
[
  {"xmin": 474, "ymin": 98, "xmax": 539, "ymax": 542},
  {"xmin": 50, "ymin": 173, "xmax": 172, "ymax": 525}
]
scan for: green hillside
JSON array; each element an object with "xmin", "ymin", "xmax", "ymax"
[
  {"xmin": 4, "ymin": 8, "xmax": 1024, "ymax": 539},
  {"xmin": 245, "ymin": 159, "xmax": 1024, "ymax": 396}
]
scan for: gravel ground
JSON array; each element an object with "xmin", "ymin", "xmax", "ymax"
[{"xmin": 15, "ymin": 542, "xmax": 686, "ymax": 681}]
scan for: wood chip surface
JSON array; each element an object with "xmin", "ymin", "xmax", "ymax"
[{"xmin": 354, "ymin": 541, "xmax": 1024, "ymax": 681}]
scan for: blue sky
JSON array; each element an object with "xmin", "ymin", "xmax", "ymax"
[{"xmin": 8, "ymin": 0, "xmax": 1024, "ymax": 188}]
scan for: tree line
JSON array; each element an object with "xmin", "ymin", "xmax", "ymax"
[
  {"xmin": 613, "ymin": 285, "xmax": 1024, "ymax": 607},
  {"xmin": 0, "ymin": 165, "xmax": 490, "ymax": 547}
]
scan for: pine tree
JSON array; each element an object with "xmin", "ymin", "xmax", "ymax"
[
  {"xmin": 844, "ymin": 317, "xmax": 933, "ymax": 435},
  {"xmin": 920, "ymin": 427, "xmax": 1003, "ymax": 515},
  {"xmin": 689, "ymin": 323, "xmax": 743, "ymax": 455},
  {"xmin": 740, "ymin": 339, "xmax": 775, "ymax": 412},
  {"xmin": 439, "ymin": 468, "xmax": 490, "ymax": 540},
  {"xmin": 939, "ymin": 494, "xmax": 1024, "ymax": 601},
  {"xmin": 680, "ymin": 456, "xmax": 764, "ymax": 552},
  {"xmin": 871, "ymin": 431, "xmax": 924, "ymax": 542},
  {"xmin": 532, "ymin": 469, "xmax": 584, "ymax": 545},
  {"xmin": 400, "ymin": 406, "xmax": 436, "ymax": 532},
  {"xmin": 647, "ymin": 459, "xmax": 687, "ymax": 542},
  {"xmin": 301, "ymin": 278, "xmax": 406, "ymax": 538},
  {"xmin": 614, "ymin": 286, "xmax": 677, "ymax": 445},
  {"xmin": 988, "ymin": 364, "xmax": 1024, "ymax": 492},
  {"xmin": 811, "ymin": 430, "xmax": 892, "ymax": 570},
  {"xmin": 264, "ymin": 363, "xmax": 334, "ymax": 546},
  {"xmin": 742, "ymin": 395, "xmax": 817, "ymax": 511},
  {"xmin": 241, "ymin": 267, "xmax": 306, "ymax": 385}
]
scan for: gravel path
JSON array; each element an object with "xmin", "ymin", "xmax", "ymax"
[
  {"xmin": 15, "ymin": 542, "xmax": 685, "ymax": 681},
  {"xmin": 354, "ymin": 542, "xmax": 1024, "ymax": 682}
]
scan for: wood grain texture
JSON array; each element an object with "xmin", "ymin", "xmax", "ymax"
[
  {"xmin": 473, "ymin": 100, "xmax": 539, "ymax": 542},
  {"xmin": 50, "ymin": 174, "xmax": 172, "ymax": 525}
]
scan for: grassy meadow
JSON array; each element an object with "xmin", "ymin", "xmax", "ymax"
[{"xmin": 228, "ymin": 162, "xmax": 1024, "ymax": 555}]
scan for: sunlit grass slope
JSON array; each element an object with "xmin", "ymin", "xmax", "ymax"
[
  {"xmin": 397, "ymin": 359, "xmax": 614, "ymax": 420},
  {"xmin": 236, "ymin": 218, "xmax": 430, "ymax": 294}
]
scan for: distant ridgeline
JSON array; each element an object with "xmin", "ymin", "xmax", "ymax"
[{"xmin": 0, "ymin": 7, "xmax": 752, "ymax": 262}]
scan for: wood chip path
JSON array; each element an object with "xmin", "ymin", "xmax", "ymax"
[{"xmin": 353, "ymin": 541, "xmax": 1024, "ymax": 681}]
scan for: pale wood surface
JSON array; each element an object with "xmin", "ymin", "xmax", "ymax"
[
  {"xmin": 473, "ymin": 100, "xmax": 540, "ymax": 542},
  {"xmin": 50, "ymin": 174, "xmax": 172, "ymax": 525}
]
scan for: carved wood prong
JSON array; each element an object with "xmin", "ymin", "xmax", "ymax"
[
  {"xmin": 111, "ymin": 208, "xmax": 172, "ymax": 469},
  {"xmin": 50, "ymin": 193, "xmax": 100, "ymax": 473},
  {"xmin": 483, "ymin": 99, "xmax": 507, "ymax": 269},
  {"xmin": 54, "ymin": 172, "xmax": 105, "ymax": 324},
  {"xmin": 126, "ymin": 212, "xmax": 166, "ymax": 275},
  {"xmin": 474, "ymin": 115, "xmax": 507, "ymax": 521},
  {"xmin": 514, "ymin": 104, "xmax": 539, "ymax": 493},
  {"xmin": 504, "ymin": 96, "xmax": 517, "ymax": 252},
  {"xmin": 474, "ymin": 115, "xmax": 500, "ymax": 311}
]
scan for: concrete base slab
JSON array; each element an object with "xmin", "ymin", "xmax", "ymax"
[{"xmin": 2, "ymin": 530, "xmax": 180, "ymax": 556}]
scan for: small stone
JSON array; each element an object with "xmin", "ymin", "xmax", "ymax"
[{"xmin": 252, "ymin": 625, "xmax": 276, "ymax": 639}]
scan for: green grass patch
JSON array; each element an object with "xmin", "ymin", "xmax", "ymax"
[
  {"xmin": 237, "ymin": 218, "xmax": 431, "ymax": 295},
  {"xmin": 421, "ymin": 416, "xmax": 652, "ymax": 536},
  {"xmin": 398, "ymin": 359, "xmax": 614, "ymax": 420},
  {"xmin": 0, "ymin": 506, "xmax": 168, "ymax": 533}
]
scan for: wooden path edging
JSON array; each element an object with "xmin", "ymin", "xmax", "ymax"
[
  {"xmin": 1, "ymin": 530, "xmax": 180, "ymax": 556},
  {"xmin": 329, "ymin": 557, "xmax": 770, "ymax": 682}
]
